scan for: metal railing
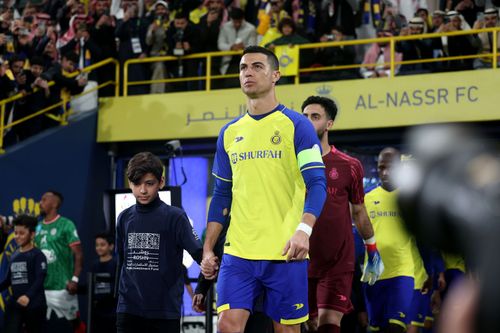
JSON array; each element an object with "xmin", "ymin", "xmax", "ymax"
[
  {"xmin": 0, "ymin": 57, "xmax": 119, "ymax": 153},
  {"xmin": 123, "ymin": 27, "xmax": 499, "ymax": 94}
]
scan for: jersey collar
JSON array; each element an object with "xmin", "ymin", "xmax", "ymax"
[{"xmin": 43, "ymin": 214, "xmax": 61, "ymax": 224}]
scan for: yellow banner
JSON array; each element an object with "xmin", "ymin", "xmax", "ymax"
[
  {"xmin": 97, "ymin": 69, "xmax": 500, "ymax": 143},
  {"xmin": 274, "ymin": 45, "xmax": 299, "ymax": 76}
]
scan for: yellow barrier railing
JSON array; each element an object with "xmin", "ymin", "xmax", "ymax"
[
  {"xmin": 0, "ymin": 57, "xmax": 119, "ymax": 153},
  {"xmin": 123, "ymin": 50, "xmax": 243, "ymax": 96},
  {"xmin": 124, "ymin": 27, "xmax": 499, "ymax": 94}
]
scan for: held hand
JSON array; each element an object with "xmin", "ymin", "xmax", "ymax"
[
  {"xmin": 282, "ymin": 230, "xmax": 309, "ymax": 262},
  {"xmin": 438, "ymin": 272, "xmax": 447, "ymax": 291},
  {"xmin": 192, "ymin": 293, "xmax": 206, "ymax": 313},
  {"xmin": 66, "ymin": 280, "xmax": 78, "ymax": 295},
  {"xmin": 361, "ymin": 248, "xmax": 384, "ymax": 285},
  {"xmin": 201, "ymin": 250, "xmax": 219, "ymax": 280},
  {"xmin": 17, "ymin": 295, "xmax": 30, "ymax": 307},
  {"xmin": 422, "ymin": 276, "xmax": 433, "ymax": 294}
]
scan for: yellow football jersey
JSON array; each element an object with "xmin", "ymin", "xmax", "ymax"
[
  {"xmin": 442, "ymin": 252, "xmax": 466, "ymax": 273},
  {"xmin": 363, "ymin": 187, "xmax": 415, "ymax": 280},
  {"xmin": 213, "ymin": 105, "xmax": 324, "ymax": 260}
]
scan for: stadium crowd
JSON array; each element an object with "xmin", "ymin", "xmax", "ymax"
[{"xmin": 0, "ymin": 0, "xmax": 500, "ymax": 144}]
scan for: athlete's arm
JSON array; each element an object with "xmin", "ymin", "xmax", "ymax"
[
  {"xmin": 203, "ymin": 127, "xmax": 232, "ymax": 278},
  {"xmin": 352, "ymin": 203, "xmax": 374, "ymax": 239},
  {"xmin": 283, "ymin": 114, "xmax": 327, "ymax": 261},
  {"xmin": 67, "ymin": 244, "xmax": 83, "ymax": 295}
]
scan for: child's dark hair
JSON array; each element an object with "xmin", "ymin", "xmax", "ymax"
[
  {"xmin": 301, "ymin": 96, "xmax": 338, "ymax": 121},
  {"xmin": 127, "ymin": 152, "xmax": 164, "ymax": 184},
  {"xmin": 95, "ymin": 232, "xmax": 114, "ymax": 245},
  {"xmin": 243, "ymin": 45, "xmax": 280, "ymax": 71},
  {"xmin": 13, "ymin": 215, "xmax": 38, "ymax": 233}
]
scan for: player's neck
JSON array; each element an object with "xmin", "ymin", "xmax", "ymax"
[
  {"xmin": 44, "ymin": 211, "xmax": 59, "ymax": 222},
  {"xmin": 247, "ymin": 95, "xmax": 279, "ymax": 116},
  {"xmin": 321, "ymin": 137, "xmax": 330, "ymax": 157},
  {"xmin": 20, "ymin": 242, "xmax": 34, "ymax": 252},
  {"xmin": 99, "ymin": 254, "xmax": 113, "ymax": 263}
]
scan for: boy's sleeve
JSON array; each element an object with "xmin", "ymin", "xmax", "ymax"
[
  {"xmin": 175, "ymin": 212, "xmax": 203, "ymax": 264},
  {"xmin": 25, "ymin": 251, "xmax": 47, "ymax": 299}
]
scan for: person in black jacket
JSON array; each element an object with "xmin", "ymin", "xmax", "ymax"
[
  {"xmin": 166, "ymin": 11, "xmax": 201, "ymax": 91},
  {"xmin": 0, "ymin": 215, "xmax": 47, "ymax": 333},
  {"xmin": 115, "ymin": 152, "xmax": 202, "ymax": 333}
]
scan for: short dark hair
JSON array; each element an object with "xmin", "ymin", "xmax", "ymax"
[
  {"xmin": 62, "ymin": 51, "xmax": 79, "ymax": 64},
  {"xmin": 278, "ymin": 17, "xmax": 295, "ymax": 34},
  {"xmin": 9, "ymin": 54, "xmax": 25, "ymax": 68},
  {"xmin": 127, "ymin": 152, "xmax": 164, "ymax": 184},
  {"xmin": 174, "ymin": 10, "xmax": 188, "ymax": 20},
  {"xmin": 30, "ymin": 56, "xmax": 45, "ymax": 67},
  {"xmin": 47, "ymin": 190, "xmax": 64, "ymax": 208},
  {"xmin": 95, "ymin": 232, "xmax": 114, "ymax": 245},
  {"xmin": 13, "ymin": 215, "xmax": 38, "ymax": 233},
  {"xmin": 301, "ymin": 96, "xmax": 338, "ymax": 121},
  {"xmin": 230, "ymin": 7, "xmax": 244, "ymax": 20},
  {"xmin": 242, "ymin": 45, "xmax": 279, "ymax": 71}
]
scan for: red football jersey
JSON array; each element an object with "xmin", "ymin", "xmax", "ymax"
[{"xmin": 308, "ymin": 146, "xmax": 365, "ymax": 277}]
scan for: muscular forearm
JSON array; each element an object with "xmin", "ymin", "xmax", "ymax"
[
  {"xmin": 203, "ymin": 222, "xmax": 223, "ymax": 253},
  {"xmin": 72, "ymin": 246, "xmax": 83, "ymax": 278},
  {"xmin": 353, "ymin": 204, "xmax": 374, "ymax": 240}
]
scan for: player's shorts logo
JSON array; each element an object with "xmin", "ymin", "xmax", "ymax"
[
  {"xmin": 270, "ymin": 131, "xmax": 281, "ymax": 145},
  {"xmin": 231, "ymin": 153, "xmax": 238, "ymax": 164},
  {"xmin": 329, "ymin": 168, "xmax": 339, "ymax": 180},
  {"xmin": 337, "ymin": 294, "xmax": 347, "ymax": 301},
  {"xmin": 292, "ymin": 303, "xmax": 304, "ymax": 310}
]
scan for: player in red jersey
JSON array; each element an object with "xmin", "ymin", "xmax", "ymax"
[{"xmin": 302, "ymin": 96, "xmax": 384, "ymax": 333}]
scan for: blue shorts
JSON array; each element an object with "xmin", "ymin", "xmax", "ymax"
[
  {"xmin": 216, "ymin": 254, "xmax": 309, "ymax": 325},
  {"xmin": 363, "ymin": 276, "xmax": 414, "ymax": 331},
  {"xmin": 408, "ymin": 289, "xmax": 431, "ymax": 327}
]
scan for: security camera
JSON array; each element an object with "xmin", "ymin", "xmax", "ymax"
[{"xmin": 165, "ymin": 140, "xmax": 181, "ymax": 157}]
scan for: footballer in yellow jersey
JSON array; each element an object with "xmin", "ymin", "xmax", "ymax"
[
  {"xmin": 202, "ymin": 47, "xmax": 327, "ymax": 331},
  {"xmin": 363, "ymin": 148, "xmax": 415, "ymax": 333}
]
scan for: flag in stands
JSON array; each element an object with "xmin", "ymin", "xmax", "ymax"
[{"xmin": 274, "ymin": 45, "xmax": 299, "ymax": 76}]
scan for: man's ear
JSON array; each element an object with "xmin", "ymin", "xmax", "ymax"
[
  {"xmin": 272, "ymin": 70, "xmax": 281, "ymax": 84},
  {"xmin": 327, "ymin": 119, "xmax": 334, "ymax": 131}
]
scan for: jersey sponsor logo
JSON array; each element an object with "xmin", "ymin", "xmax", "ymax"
[
  {"xmin": 370, "ymin": 210, "xmax": 400, "ymax": 218},
  {"xmin": 270, "ymin": 131, "xmax": 281, "ymax": 145},
  {"xmin": 337, "ymin": 294, "xmax": 347, "ymax": 301},
  {"xmin": 329, "ymin": 168, "xmax": 339, "ymax": 180},
  {"xmin": 293, "ymin": 303, "xmax": 304, "ymax": 310},
  {"xmin": 235, "ymin": 136, "xmax": 244, "ymax": 143},
  {"xmin": 230, "ymin": 150, "xmax": 283, "ymax": 164},
  {"xmin": 41, "ymin": 249, "xmax": 57, "ymax": 264}
]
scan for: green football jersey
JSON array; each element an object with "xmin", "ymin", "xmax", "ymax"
[{"xmin": 35, "ymin": 216, "xmax": 80, "ymax": 290}]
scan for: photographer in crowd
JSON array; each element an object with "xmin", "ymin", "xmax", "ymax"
[{"xmin": 166, "ymin": 11, "xmax": 201, "ymax": 91}]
